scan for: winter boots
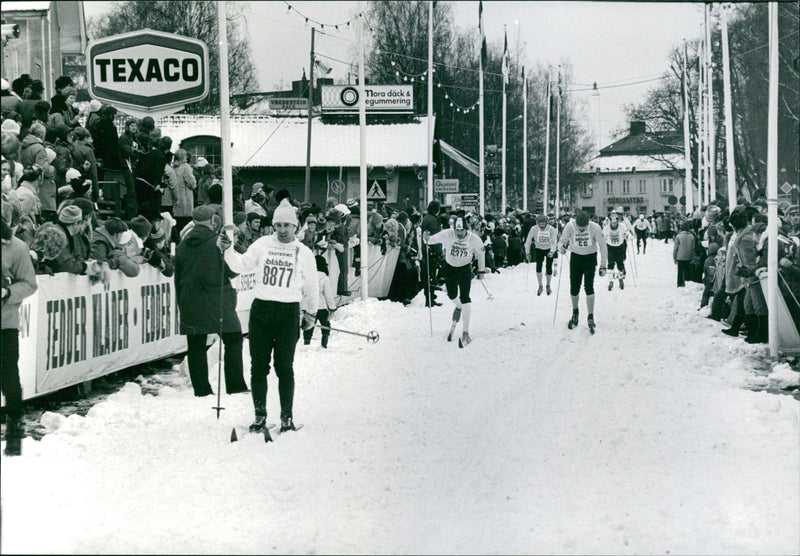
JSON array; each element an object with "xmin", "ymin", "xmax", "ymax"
[
  {"xmin": 280, "ymin": 417, "xmax": 297, "ymax": 433},
  {"xmin": 249, "ymin": 415, "xmax": 267, "ymax": 433},
  {"xmin": 4, "ymin": 419, "xmax": 24, "ymax": 457},
  {"xmin": 538, "ymin": 285, "xmax": 544, "ymax": 296},
  {"xmin": 722, "ymin": 313, "xmax": 744, "ymax": 337},
  {"xmin": 568, "ymin": 309, "xmax": 579, "ymax": 329},
  {"xmin": 745, "ymin": 315, "xmax": 768, "ymax": 344}
]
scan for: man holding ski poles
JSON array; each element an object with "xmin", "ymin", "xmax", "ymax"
[
  {"xmin": 423, "ymin": 212, "xmax": 486, "ymax": 347},
  {"xmin": 218, "ymin": 199, "xmax": 318, "ymax": 436},
  {"xmin": 558, "ymin": 211, "xmax": 608, "ymax": 334}
]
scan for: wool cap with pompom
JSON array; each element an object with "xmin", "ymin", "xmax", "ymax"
[{"xmin": 272, "ymin": 199, "xmax": 298, "ymax": 226}]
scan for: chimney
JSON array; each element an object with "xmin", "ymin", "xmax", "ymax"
[{"xmin": 630, "ymin": 121, "xmax": 646, "ymax": 136}]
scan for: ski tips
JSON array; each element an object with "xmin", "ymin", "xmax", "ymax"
[{"xmin": 230, "ymin": 428, "xmax": 238, "ymax": 443}]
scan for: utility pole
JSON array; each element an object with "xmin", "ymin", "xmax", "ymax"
[
  {"xmin": 721, "ymin": 5, "xmax": 737, "ymax": 211},
  {"xmin": 304, "ymin": 27, "xmax": 315, "ymax": 203}
]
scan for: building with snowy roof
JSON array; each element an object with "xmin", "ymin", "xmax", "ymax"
[{"xmin": 577, "ymin": 121, "xmax": 688, "ymax": 216}]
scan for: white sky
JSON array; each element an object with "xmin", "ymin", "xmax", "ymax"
[{"xmin": 82, "ymin": 1, "xmax": 707, "ymax": 145}]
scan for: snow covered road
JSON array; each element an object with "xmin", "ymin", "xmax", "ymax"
[{"xmin": 2, "ymin": 240, "xmax": 798, "ymax": 554}]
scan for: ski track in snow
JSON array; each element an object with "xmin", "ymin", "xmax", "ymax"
[{"xmin": 2, "ymin": 241, "xmax": 798, "ymax": 554}]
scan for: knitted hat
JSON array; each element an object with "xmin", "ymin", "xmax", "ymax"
[
  {"xmin": 1, "ymin": 119, "xmax": 20, "ymax": 135},
  {"xmin": 130, "ymin": 215, "xmax": 152, "ymax": 238},
  {"xmin": 65, "ymin": 168, "xmax": 82, "ymax": 182},
  {"xmin": 195, "ymin": 156, "xmax": 209, "ymax": 168},
  {"xmin": 272, "ymin": 199, "xmax": 298, "ymax": 226},
  {"xmin": 316, "ymin": 214, "xmax": 327, "ymax": 226},
  {"xmin": 192, "ymin": 205, "xmax": 216, "ymax": 222},
  {"xmin": 334, "ymin": 203, "xmax": 351, "ymax": 216},
  {"xmin": 57, "ymin": 204, "xmax": 83, "ymax": 224},
  {"xmin": 233, "ymin": 211, "xmax": 247, "ymax": 226},
  {"xmin": 305, "ymin": 214, "xmax": 317, "ymax": 225}
]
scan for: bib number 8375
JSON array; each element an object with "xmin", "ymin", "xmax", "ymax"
[{"xmin": 263, "ymin": 264, "xmax": 293, "ymax": 287}]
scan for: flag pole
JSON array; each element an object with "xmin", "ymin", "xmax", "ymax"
[
  {"xmin": 304, "ymin": 27, "xmax": 315, "ymax": 204},
  {"xmin": 478, "ymin": 1, "xmax": 485, "ymax": 216},
  {"xmin": 697, "ymin": 38, "xmax": 706, "ymax": 206},
  {"xmin": 543, "ymin": 78, "xmax": 551, "ymax": 216},
  {"xmin": 682, "ymin": 40, "xmax": 694, "ymax": 215},
  {"xmin": 501, "ymin": 25, "xmax": 508, "ymax": 214},
  {"xmin": 358, "ymin": 2, "xmax": 368, "ymax": 300},
  {"xmin": 706, "ymin": 3, "xmax": 716, "ymax": 202},
  {"xmin": 555, "ymin": 66, "xmax": 561, "ymax": 218},
  {"xmin": 522, "ymin": 64, "xmax": 527, "ymax": 212},
  {"xmin": 721, "ymin": 5, "xmax": 737, "ymax": 211},
  {"xmin": 218, "ymin": 0, "xmax": 233, "ymax": 230},
  {"xmin": 766, "ymin": 1, "xmax": 779, "ymax": 358},
  {"xmin": 427, "ymin": 0, "xmax": 434, "ymax": 206}
]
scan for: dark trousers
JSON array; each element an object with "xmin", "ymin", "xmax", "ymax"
[
  {"xmin": 303, "ymin": 309, "xmax": 330, "ymax": 344},
  {"xmin": 336, "ymin": 248, "xmax": 349, "ymax": 294},
  {"xmin": 1, "ymin": 329, "xmax": 23, "ymax": 421},
  {"xmin": 676, "ymin": 260, "xmax": 692, "ymax": 287},
  {"xmin": 701, "ymin": 283, "xmax": 715, "ymax": 307},
  {"xmin": 443, "ymin": 263, "xmax": 473, "ymax": 304},
  {"xmin": 186, "ymin": 332, "xmax": 246, "ymax": 396},
  {"xmin": 607, "ymin": 245, "xmax": 626, "ymax": 276},
  {"xmin": 569, "ymin": 252, "xmax": 598, "ymax": 296},
  {"xmin": 710, "ymin": 290, "xmax": 729, "ymax": 320},
  {"xmin": 249, "ymin": 299, "xmax": 300, "ymax": 420},
  {"xmin": 533, "ymin": 248, "xmax": 554, "ymax": 275},
  {"xmin": 635, "ymin": 229, "xmax": 648, "ymax": 252}
]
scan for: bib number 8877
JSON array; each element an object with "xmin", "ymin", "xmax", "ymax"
[{"xmin": 263, "ymin": 264, "xmax": 294, "ymax": 287}]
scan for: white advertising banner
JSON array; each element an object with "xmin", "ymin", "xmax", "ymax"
[
  {"xmin": 321, "ymin": 84, "xmax": 413, "ymax": 112},
  {"xmin": 11, "ymin": 245, "xmax": 397, "ymax": 402}
]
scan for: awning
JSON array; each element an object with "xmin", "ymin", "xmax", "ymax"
[{"xmin": 439, "ymin": 139, "xmax": 478, "ymax": 177}]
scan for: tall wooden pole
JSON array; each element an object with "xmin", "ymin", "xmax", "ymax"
[
  {"xmin": 217, "ymin": 1, "xmax": 233, "ymax": 230},
  {"xmin": 522, "ymin": 65, "xmax": 528, "ymax": 212},
  {"xmin": 706, "ymin": 3, "xmax": 717, "ymax": 201},
  {"xmin": 555, "ymin": 67, "xmax": 561, "ymax": 217},
  {"xmin": 766, "ymin": 1, "xmax": 779, "ymax": 358},
  {"xmin": 427, "ymin": 1, "xmax": 434, "ymax": 206},
  {"xmin": 358, "ymin": 3, "xmax": 368, "ymax": 300}
]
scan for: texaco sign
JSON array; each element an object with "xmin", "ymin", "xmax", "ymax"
[{"xmin": 87, "ymin": 30, "xmax": 209, "ymax": 119}]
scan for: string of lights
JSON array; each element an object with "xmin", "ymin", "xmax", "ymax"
[{"xmin": 283, "ymin": 1, "xmax": 359, "ymax": 30}]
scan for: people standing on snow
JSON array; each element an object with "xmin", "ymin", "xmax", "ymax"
[
  {"xmin": 303, "ymin": 255, "xmax": 336, "ymax": 349},
  {"xmin": 423, "ymin": 211, "xmax": 486, "ymax": 346},
  {"xmin": 603, "ymin": 210, "xmax": 633, "ymax": 291},
  {"xmin": 218, "ymin": 199, "xmax": 318, "ymax": 435},
  {"xmin": 633, "ymin": 214, "xmax": 652, "ymax": 254},
  {"xmin": 1, "ymin": 196, "xmax": 38, "ymax": 456},
  {"xmin": 174, "ymin": 205, "xmax": 248, "ymax": 398},
  {"xmin": 558, "ymin": 211, "xmax": 608, "ymax": 332},
  {"xmin": 524, "ymin": 213, "xmax": 558, "ymax": 296},
  {"xmin": 673, "ymin": 221, "xmax": 696, "ymax": 288}
]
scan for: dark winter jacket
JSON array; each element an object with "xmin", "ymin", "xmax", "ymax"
[
  {"xmin": 91, "ymin": 118, "xmax": 122, "ymax": 170},
  {"xmin": 90, "ymin": 227, "xmax": 140, "ymax": 277},
  {"xmin": 174, "ymin": 223, "xmax": 241, "ymax": 336}
]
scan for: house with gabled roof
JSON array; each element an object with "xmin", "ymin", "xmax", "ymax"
[{"xmin": 577, "ymin": 121, "xmax": 687, "ymax": 216}]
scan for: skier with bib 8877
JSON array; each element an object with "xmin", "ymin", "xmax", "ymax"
[
  {"xmin": 558, "ymin": 211, "xmax": 608, "ymax": 333},
  {"xmin": 423, "ymin": 211, "xmax": 487, "ymax": 347}
]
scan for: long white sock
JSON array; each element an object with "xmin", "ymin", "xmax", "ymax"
[{"xmin": 462, "ymin": 303, "xmax": 472, "ymax": 334}]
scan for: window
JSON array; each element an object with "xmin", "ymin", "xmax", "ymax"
[
  {"xmin": 180, "ymin": 136, "xmax": 222, "ymax": 167},
  {"xmin": 605, "ymin": 180, "xmax": 614, "ymax": 194},
  {"xmin": 622, "ymin": 180, "xmax": 631, "ymax": 194},
  {"xmin": 638, "ymin": 179, "xmax": 647, "ymax": 193},
  {"xmin": 660, "ymin": 178, "xmax": 674, "ymax": 193},
  {"xmin": 582, "ymin": 182, "xmax": 593, "ymax": 196},
  {"xmin": 638, "ymin": 205, "xmax": 648, "ymax": 214}
]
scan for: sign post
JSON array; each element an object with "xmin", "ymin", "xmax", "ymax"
[
  {"xmin": 434, "ymin": 179, "xmax": 459, "ymax": 194},
  {"xmin": 87, "ymin": 29, "xmax": 209, "ymax": 119}
]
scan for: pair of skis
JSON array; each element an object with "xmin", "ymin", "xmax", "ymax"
[
  {"xmin": 447, "ymin": 319, "xmax": 472, "ymax": 348},
  {"xmin": 230, "ymin": 423, "xmax": 304, "ymax": 443}
]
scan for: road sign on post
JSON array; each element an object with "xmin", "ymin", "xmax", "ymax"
[
  {"xmin": 87, "ymin": 29, "xmax": 209, "ymax": 119},
  {"xmin": 434, "ymin": 179, "xmax": 459, "ymax": 194}
]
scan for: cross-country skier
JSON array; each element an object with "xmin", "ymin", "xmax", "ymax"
[
  {"xmin": 423, "ymin": 212, "xmax": 486, "ymax": 346},
  {"xmin": 558, "ymin": 211, "xmax": 608, "ymax": 333},
  {"xmin": 633, "ymin": 214, "xmax": 652, "ymax": 254},
  {"xmin": 603, "ymin": 210, "xmax": 633, "ymax": 290},
  {"xmin": 218, "ymin": 199, "xmax": 318, "ymax": 435},
  {"xmin": 524, "ymin": 214, "xmax": 558, "ymax": 295}
]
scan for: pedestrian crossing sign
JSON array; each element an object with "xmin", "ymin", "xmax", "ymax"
[{"xmin": 367, "ymin": 179, "xmax": 387, "ymax": 200}]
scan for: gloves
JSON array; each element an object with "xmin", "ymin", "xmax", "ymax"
[
  {"xmin": 147, "ymin": 249, "xmax": 162, "ymax": 268},
  {"xmin": 476, "ymin": 269, "xmax": 486, "ymax": 280},
  {"xmin": 216, "ymin": 233, "xmax": 232, "ymax": 252},
  {"xmin": 300, "ymin": 311, "xmax": 316, "ymax": 331},
  {"xmin": 547, "ymin": 251, "xmax": 555, "ymax": 259},
  {"xmin": 598, "ymin": 265, "xmax": 607, "ymax": 277}
]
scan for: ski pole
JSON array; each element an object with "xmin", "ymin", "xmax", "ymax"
[
  {"xmin": 212, "ymin": 232, "xmax": 231, "ymax": 419},
  {"xmin": 627, "ymin": 240, "xmax": 638, "ymax": 286},
  {"xmin": 553, "ymin": 251, "xmax": 568, "ymax": 325},
  {"xmin": 477, "ymin": 274, "xmax": 494, "ymax": 300},
  {"xmin": 316, "ymin": 323, "xmax": 380, "ymax": 343},
  {"xmin": 525, "ymin": 258, "xmax": 530, "ymax": 291}
]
